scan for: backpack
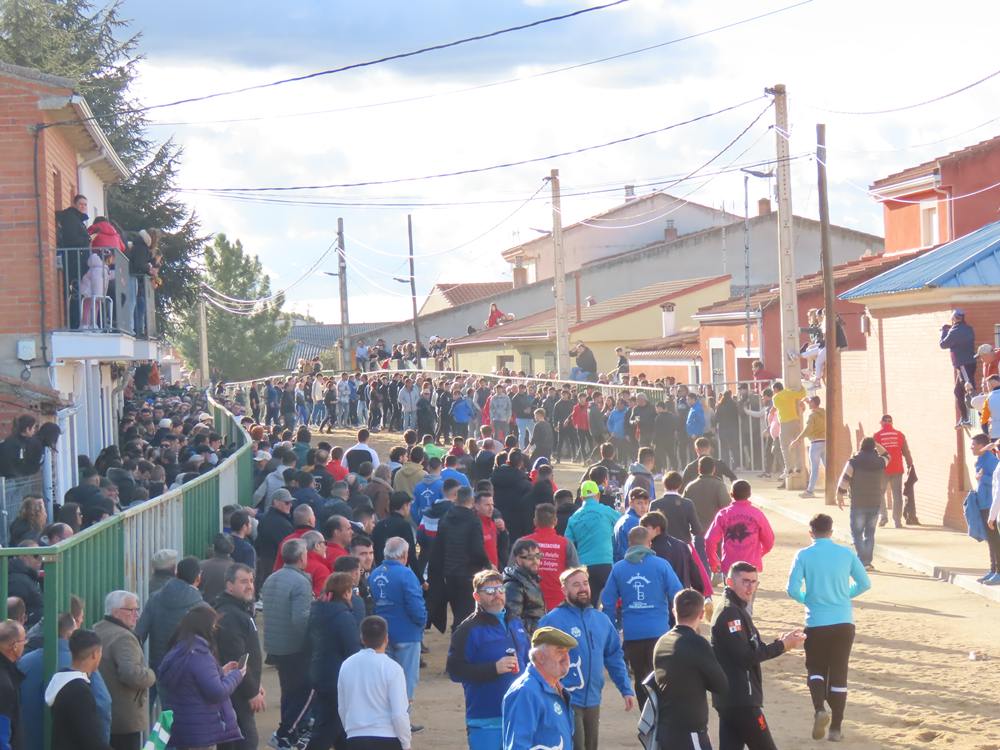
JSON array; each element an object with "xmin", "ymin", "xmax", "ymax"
[{"xmin": 636, "ymin": 671, "xmax": 659, "ymax": 750}]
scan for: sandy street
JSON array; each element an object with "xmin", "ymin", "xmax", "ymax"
[{"xmin": 253, "ymin": 427, "xmax": 1000, "ymax": 749}]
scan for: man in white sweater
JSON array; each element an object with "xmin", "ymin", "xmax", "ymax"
[{"xmin": 338, "ymin": 615, "xmax": 412, "ymax": 750}]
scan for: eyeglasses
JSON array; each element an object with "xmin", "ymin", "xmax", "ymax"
[
  {"xmin": 477, "ymin": 585, "xmax": 504, "ymax": 595},
  {"xmin": 118, "ymin": 607, "xmax": 141, "ymax": 613}
]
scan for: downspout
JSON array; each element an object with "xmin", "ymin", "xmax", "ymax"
[
  {"xmin": 933, "ymin": 185, "xmax": 954, "ymax": 243},
  {"xmin": 32, "ymin": 126, "xmax": 51, "ymax": 370}
]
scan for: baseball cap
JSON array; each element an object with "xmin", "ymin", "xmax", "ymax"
[
  {"xmin": 580, "ymin": 480, "xmax": 600, "ymax": 499},
  {"xmin": 531, "ymin": 626, "xmax": 578, "ymax": 649},
  {"xmin": 952, "ymin": 308, "xmax": 966, "ymax": 317},
  {"xmin": 198, "ymin": 412, "xmax": 213, "ymax": 422},
  {"xmin": 254, "ymin": 450, "xmax": 272, "ymax": 462},
  {"xmin": 978, "ymin": 344, "xmax": 994, "ymax": 356},
  {"xmin": 158, "ymin": 418, "xmax": 173, "ymax": 429}
]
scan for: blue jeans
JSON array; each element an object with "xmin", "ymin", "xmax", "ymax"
[
  {"xmin": 311, "ymin": 402, "xmax": 326, "ymax": 424},
  {"xmin": 849, "ymin": 507, "xmax": 879, "ymax": 566},
  {"xmin": 337, "ymin": 402, "xmax": 350, "ymax": 426},
  {"xmin": 516, "ymin": 418, "xmax": 533, "ymax": 449},
  {"xmin": 296, "ymin": 403, "xmax": 309, "ymax": 425},
  {"xmin": 467, "ymin": 725, "xmax": 502, "ymax": 750},
  {"xmin": 357, "ymin": 400, "xmax": 369, "ymax": 426},
  {"xmin": 806, "ymin": 440, "xmax": 826, "ymax": 492},
  {"xmin": 569, "ymin": 367, "xmax": 593, "ymax": 382},
  {"xmin": 387, "ymin": 640, "xmax": 421, "ymax": 701},
  {"xmin": 401, "ymin": 411, "xmax": 416, "ymax": 432}
]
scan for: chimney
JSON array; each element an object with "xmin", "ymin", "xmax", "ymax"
[
  {"xmin": 660, "ymin": 302, "xmax": 676, "ymax": 337},
  {"xmin": 664, "ymin": 219, "xmax": 678, "ymax": 242},
  {"xmin": 758, "ymin": 197, "xmax": 772, "ymax": 216},
  {"xmin": 624, "ymin": 184, "xmax": 636, "ymax": 201}
]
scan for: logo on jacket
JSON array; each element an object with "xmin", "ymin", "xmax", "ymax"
[
  {"xmin": 528, "ymin": 739, "xmax": 564, "ymax": 750},
  {"xmin": 725, "ymin": 522, "xmax": 752, "ymax": 542},
  {"xmin": 553, "ymin": 701, "xmax": 563, "ymax": 715},
  {"xmin": 570, "ymin": 627, "xmax": 582, "ymax": 638},
  {"xmin": 728, "ymin": 619, "xmax": 742, "ymax": 633},
  {"xmin": 627, "ymin": 574, "xmax": 652, "ymax": 608},
  {"xmin": 561, "ymin": 654, "xmax": 585, "ymax": 693}
]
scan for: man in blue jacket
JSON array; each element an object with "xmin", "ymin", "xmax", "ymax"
[
  {"xmin": 685, "ymin": 392, "xmax": 707, "ymax": 440},
  {"xmin": 601, "ymin": 525, "xmax": 682, "ymax": 707},
  {"xmin": 612, "ymin": 487, "xmax": 651, "ymax": 562},
  {"xmin": 940, "ymin": 308, "xmax": 976, "ymax": 426},
  {"xmin": 501, "ymin": 626, "xmax": 577, "ymax": 750},
  {"xmin": 371, "ymin": 536, "xmax": 428, "ymax": 708},
  {"xmin": 538, "ymin": 567, "xmax": 635, "ymax": 750},
  {"xmin": 446, "ymin": 569, "xmax": 530, "ymax": 750},
  {"xmin": 787, "ymin": 513, "xmax": 871, "ymax": 743}
]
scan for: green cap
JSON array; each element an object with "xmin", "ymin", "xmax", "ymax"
[
  {"xmin": 580, "ymin": 480, "xmax": 600, "ymax": 498},
  {"xmin": 531, "ymin": 626, "xmax": 578, "ymax": 649}
]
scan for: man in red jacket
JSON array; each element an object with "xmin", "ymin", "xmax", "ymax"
[
  {"xmin": 523, "ymin": 503, "xmax": 580, "ymax": 610},
  {"xmin": 872, "ymin": 415, "xmax": 913, "ymax": 529}
]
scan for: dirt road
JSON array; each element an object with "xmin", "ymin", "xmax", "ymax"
[{"xmin": 252, "ymin": 427, "xmax": 1000, "ymax": 749}]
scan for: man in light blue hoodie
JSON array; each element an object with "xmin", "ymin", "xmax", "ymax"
[
  {"xmin": 601, "ymin": 525, "xmax": 682, "ymax": 705},
  {"xmin": 786, "ymin": 513, "xmax": 871, "ymax": 743}
]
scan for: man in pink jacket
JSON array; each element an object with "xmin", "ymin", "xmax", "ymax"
[{"xmin": 705, "ymin": 480, "xmax": 776, "ymax": 574}]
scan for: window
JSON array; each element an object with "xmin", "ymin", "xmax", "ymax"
[
  {"xmin": 544, "ymin": 351, "xmax": 556, "ymax": 373},
  {"xmin": 994, "ymin": 324, "xmax": 1000, "ymax": 349},
  {"xmin": 920, "ymin": 202, "xmax": 938, "ymax": 247}
]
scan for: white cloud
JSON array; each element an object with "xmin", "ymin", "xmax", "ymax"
[{"xmin": 132, "ymin": 0, "xmax": 1000, "ymax": 321}]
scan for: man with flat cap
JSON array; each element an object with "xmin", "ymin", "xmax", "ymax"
[{"xmin": 501, "ymin": 626, "xmax": 576, "ymax": 750}]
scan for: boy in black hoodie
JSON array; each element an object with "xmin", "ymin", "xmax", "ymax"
[{"xmin": 46, "ymin": 628, "xmax": 113, "ymax": 750}]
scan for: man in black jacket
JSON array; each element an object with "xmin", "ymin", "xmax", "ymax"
[
  {"xmin": 490, "ymin": 449, "xmax": 533, "ymax": 543},
  {"xmin": 651, "ymin": 472, "xmax": 703, "ymax": 549},
  {"xmin": 371, "ymin": 492, "xmax": 417, "ymax": 571},
  {"xmin": 682, "ymin": 437, "xmax": 738, "ymax": 488},
  {"xmin": 711, "ymin": 562, "xmax": 804, "ymax": 750},
  {"xmin": 429, "ymin": 486, "xmax": 492, "ymax": 631},
  {"xmin": 254, "ymin": 489, "xmax": 294, "ymax": 592},
  {"xmin": 56, "ymin": 195, "xmax": 90, "ymax": 248},
  {"xmin": 47, "ymin": 628, "xmax": 113, "ymax": 750},
  {"xmin": 7, "ymin": 543, "xmax": 44, "ymax": 627},
  {"xmin": 640, "ymin": 511, "xmax": 704, "ymax": 594},
  {"xmin": 0, "ymin": 619, "xmax": 25, "ymax": 750},
  {"xmin": 215, "ymin": 564, "xmax": 263, "ymax": 750},
  {"xmin": 472, "ymin": 438, "xmax": 497, "ymax": 483},
  {"xmin": 653, "ymin": 589, "xmax": 727, "ymax": 749}
]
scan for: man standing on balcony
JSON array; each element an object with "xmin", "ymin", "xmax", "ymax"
[
  {"xmin": 126, "ymin": 229, "xmax": 156, "ymax": 338},
  {"xmin": 56, "ymin": 194, "xmax": 90, "ymax": 248}
]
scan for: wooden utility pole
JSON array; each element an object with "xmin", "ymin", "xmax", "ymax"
[
  {"xmin": 817, "ymin": 124, "xmax": 840, "ymax": 505},
  {"xmin": 337, "ymin": 218, "xmax": 350, "ymax": 371},
  {"xmin": 198, "ymin": 300, "xmax": 209, "ymax": 388},
  {"xmin": 551, "ymin": 169, "xmax": 570, "ymax": 378},
  {"xmin": 407, "ymin": 214, "xmax": 422, "ymax": 369},
  {"xmin": 767, "ymin": 83, "xmax": 805, "ymax": 490}
]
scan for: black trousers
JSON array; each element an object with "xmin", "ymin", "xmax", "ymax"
[
  {"xmin": 346, "ymin": 739, "xmax": 401, "ymax": 750},
  {"xmin": 305, "ymin": 689, "xmax": 347, "ymax": 750},
  {"xmin": 623, "ymin": 638, "xmax": 657, "ymax": 707},
  {"xmin": 717, "ymin": 707, "xmax": 777, "ymax": 750},
  {"xmin": 443, "ymin": 575, "xmax": 475, "ymax": 630},
  {"xmin": 110, "ymin": 733, "xmax": 142, "ymax": 750},
  {"xmin": 659, "ymin": 725, "xmax": 712, "ymax": 749},
  {"xmin": 804, "ymin": 622, "xmax": 855, "ymax": 730},
  {"xmin": 586, "ymin": 563, "xmax": 612, "ymax": 607},
  {"xmin": 271, "ymin": 651, "xmax": 311, "ymax": 738},
  {"xmin": 955, "ymin": 362, "xmax": 976, "ymax": 420}
]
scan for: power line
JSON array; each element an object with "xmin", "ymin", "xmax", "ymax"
[
  {"xmin": 75, "ymin": 0, "xmax": 631, "ymax": 124},
  {"xmin": 150, "ymin": 0, "xmax": 817, "ymax": 129},
  {"xmin": 180, "ymin": 96, "xmax": 766, "ymax": 192},
  {"xmin": 808, "ymin": 65, "xmax": 1000, "ymax": 116}
]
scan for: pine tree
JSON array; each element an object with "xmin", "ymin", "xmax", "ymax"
[
  {"xmin": 0, "ymin": 0, "xmax": 207, "ymax": 331},
  {"xmin": 175, "ymin": 235, "xmax": 290, "ymax": 380}
]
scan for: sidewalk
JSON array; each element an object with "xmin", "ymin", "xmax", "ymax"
[{"xmin": 741, "ymin": 471, "xmax": 1000, "ymax": 604}]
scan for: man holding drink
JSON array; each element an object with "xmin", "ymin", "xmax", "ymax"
[{"xmin": 446, "ymin": 569, "xmax": 531, "ymax": 750}]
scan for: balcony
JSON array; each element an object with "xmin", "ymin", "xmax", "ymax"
[{"xmin": 52, "ymin": 247, "xmax": 159, "ymax": 361}]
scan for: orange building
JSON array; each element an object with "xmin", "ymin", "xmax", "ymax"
[{"xmin": 872, "ymin": 135, "xmax": 1000, "ymax": 254}]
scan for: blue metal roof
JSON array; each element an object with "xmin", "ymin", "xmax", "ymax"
[{"xmin": 841, "ymin": 220, "xmax": 1000, "ymax": 300}]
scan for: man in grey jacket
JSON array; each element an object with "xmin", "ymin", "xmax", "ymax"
[
  {"xmin": 489, "ymin": 384, "xmax": 512, "ymax": 443},
  {"xmin": 261, "ymin": 538, "xmax": 313, "ymax": 749},
  {"xmin": 397, "ymin": 378, "xmax": 419, "ymax": 432},
  {"xmin": 135, "ymin": 556, "xmax": 204, "ymax": 673}
]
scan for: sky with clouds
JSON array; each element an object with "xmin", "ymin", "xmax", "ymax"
[{"xmin": 121, "ymin": 0, "xmax": 1000, "ymax": 323}]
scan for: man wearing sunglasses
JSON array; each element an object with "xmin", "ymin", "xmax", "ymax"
[{"xmin": 446, "ymin": 569, "xmax": 530, "ymax": 750}]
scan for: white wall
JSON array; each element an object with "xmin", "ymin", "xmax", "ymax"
[{"xmin": 77, "ymin": 164, "xmax": 106, "ymax": 219}]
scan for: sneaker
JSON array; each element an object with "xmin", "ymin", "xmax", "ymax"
[
  {"xmin": 894, "ymin": 521, "xmax": 903, "ymax": 529},
  {"xmin": 976, "ymin": 571, "xmax": 994, "ymax": 583},
  {"xmin": 984, "ymin": 573, "xmax": 1000, "ymax": 586},
  {"xmin": 828, "ymin": 728, "xmax": 843, "ymax": 742},
  {"xmin": 812, "ymin": 709, "xmax": 831, "ymax": 740},
  {"xmin": 411, "ymin": 724, "xmax": 425, "ymax": 734},
  {"xmin": 268, "ymin": 734, "xmax": 293, "ymax": 750},
  {"xmin": 799, "ymin": 491, "xmax": 816, "ymax": 498},
  {"xmin": 864, "ymin": 563, "xmax": 875, "ymax": 572}
]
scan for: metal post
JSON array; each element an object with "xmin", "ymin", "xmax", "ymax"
[
  {"xmin": 768, "ymin": 83, "xmax": 805, "ymax": 489},
  {"xmin": 407, "ymin": 215, "xmax": 422, "ymax": 369},
  {"xmin": 817, "ymin": 124, "xmax": 840, "ymax": 505},
  {"xmin": 337, "ymin": 218, "xmax": 350, "ymax": 371},
  {"xmin": 551, "ymin": 169, "xmax": 570, "ymax": 378},
  {"xmin": 743, "ymin": 175, "xmax": 752, "ymax": 357},
  {"xmin": 198, "ymin": 300, "xmax": 210, "ymax": 388}
]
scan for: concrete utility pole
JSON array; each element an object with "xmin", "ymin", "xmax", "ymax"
[
  {"xmin": 550, "ymin": 169, "xmax": 570, "ymax": 378},
  {"xmin": 198, "ymin": 300, "xmax": 209, "ymax": 388},
  {"xmin": 337, "ymin": 218, "xmax": 350, "ymax": 371},
  {"xmin": 407, "ymin": 214, "xmax": 422, "ymax": 369},
  {"xmin": 817, "ymin": 124, "xmax": 841, "ymax": 506},
  {"xmin": 767, "ymin": 83, "xmax": 805, "ymax": 490}
]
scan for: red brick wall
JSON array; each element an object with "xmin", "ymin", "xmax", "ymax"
[
  {"xmin": 0, "ymin": 75, "xmax": 79, "ymax": 339},
  {"xmin": 839, "ymin": 299, "xmax": 1000, "ymax": 527}
]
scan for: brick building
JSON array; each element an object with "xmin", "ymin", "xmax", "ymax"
[
  {"xmin": 840, "ymin": 220, "xmax": 1000, "ymax": 527},
  {"xmin": 0, "ymin": 61, "xmax": 153, "ymax": 501}
]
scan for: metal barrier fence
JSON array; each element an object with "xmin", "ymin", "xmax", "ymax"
[{"xmin": 0, "ymin": 395, "xmax": 251, "ymax": 749}]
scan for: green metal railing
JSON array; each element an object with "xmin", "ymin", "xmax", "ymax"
[{"xmin": 0, "ymin": 394, "xmax": 251, "ymax": 750}]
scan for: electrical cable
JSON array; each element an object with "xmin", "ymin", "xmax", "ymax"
[
  {"xmin": 200, "ymin": 240, "xmax": 337, "ymax": 306},
  {"xmin": 149, "ymin": 0, "xmax": 816, "ymax": 129},
  {"xmin": 58, "ymin": 0, "xmax": 631, "ymax": 126},
  {"xmin": 805, "ymin": 114, "xmax": 1000, "ymax": 156},
  {"xmin": 180, "ymin": 96, "xmax": 766, "ymax": 192},
  {"xmin": 807, "ymin": 65, "xmax": 1000, "ymax": 116}
]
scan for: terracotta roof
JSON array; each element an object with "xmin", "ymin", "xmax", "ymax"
[
  {"xmin": 694, "ymin": 252, "xmax": 923, "ymax": 317},
  {"xmin": 449, "ymin": 275, "xmax": 730, "ymax": 348},
  {"xmin": 628, "ymin": 330, "xmax": 702, "ymax": 360},
  {"xmin": 427, "ymin": 281, "xmax": 513, "ymax": 309},
  {"xmin": 871, "ymin": 134, "xmax": 1000, "ymax": 190}
]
